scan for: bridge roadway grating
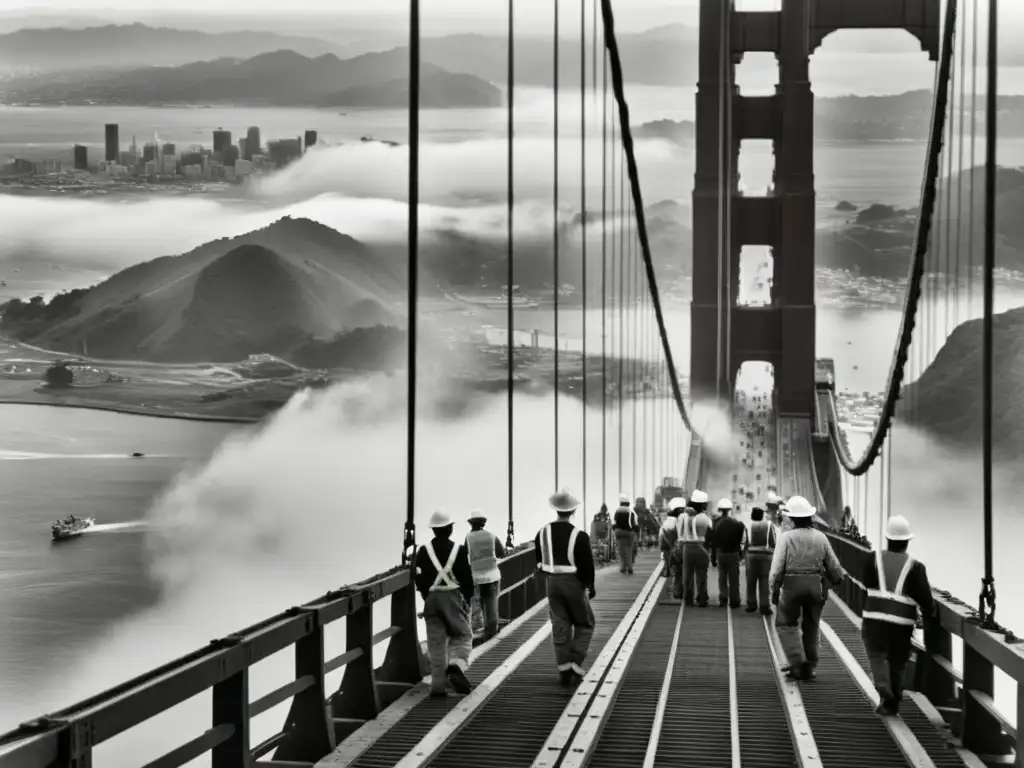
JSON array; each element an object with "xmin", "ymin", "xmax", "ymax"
[
  {"xmin": 586, "ymin": 600, "xmax": 682, "ymax": 768},
  {"xmin": 732, "ymin": 609, "xmax": 798, "ymax": 766},
  {"xmin": 652, "ymin": 587, "xmax": 732, "ymax": 767},
  {"xmin": 798, "ymin": 619, "xmax": 911, "ymax": 767},
  {"xmin": 821, "ymin": 600, "xmax": 968, "ymax": 768},
  {"xmin": 337, "ymin": 553, "xmax": 661, "ymax": 768},
  {"xmin": 424, "ymin": 554, "xmax": 661, "ymax": 767}
]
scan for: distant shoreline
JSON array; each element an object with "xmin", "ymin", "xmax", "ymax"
[{"xmin": 0, "ymin": 396, "xmax": 258, "ymax": 424}]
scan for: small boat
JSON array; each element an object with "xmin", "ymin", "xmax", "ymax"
[
  {"xmin": 131, "ymin": 452, "xmax": 145, "ymax": 458},
  {"xmin": 51, "ymin": 515, "xmax": 95, "ymax": 541}
]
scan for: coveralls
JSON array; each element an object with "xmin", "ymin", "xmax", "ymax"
[
  {"xmin": 535, "ymin": 520, "xmax": 597, "ymax": 678},
  {"xmin": 861, "ymin": 549, "xmax": 935, "ymax": 714},
  {"xmin": 466, "ymin": 528, "xmax": 505, "ymax": 639},
  {"xmin": 658, "ymin": 514, "xmax": 680, "ymax": 578},
  {"xmin": 414, "ymin": 537, "xmax": 475, "ymax": 695},
  {"xmin": 709, "ymin": 514, "xmax": 746, "ymax": 608},
  {"xmin": 613, "ymin": 505, "xmax": 639, "ymax": 574},
  {"xmin": 768, "ymin": 526, "xmax": 845, "ymax": 677},
  {"xmin": 744, "ymin": 519, "xmax": 777, "ymax": 614},
  {"xmin": 675, "ymin": 510, "xmax": 711, "ymax": 605}
]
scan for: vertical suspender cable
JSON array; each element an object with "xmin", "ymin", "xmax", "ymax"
[
  {"xmin": 979, "ymin": 0, "xmax": 997, "ymax": 625},
  {"xmin": 580, "ymin": 0, "xmax": 588, "ymax": 512},
  {"xmin": 618, "ymin": 148, "xmax": 626, "ymax": 491},
  {"xmin": 630, "ymin": 201, "xmax": 637, "ymax": 494},
  {"xmin": 402, "ymin": 0, "xmax": 421, "ymax": 566},
  {"xmin": 602, "ymin": 48, "xmax": 608, "ymax": 507},
  {"xmin": 714, "ymin": 0, "xmax": 726, "ymax": 404},
  {"xmin": 553, "ymin": 0, "xmax": 561, "ymax": 490},
  {"xmin": 505, "ymin": 0, "xmax": 516, "ymax": 549}
]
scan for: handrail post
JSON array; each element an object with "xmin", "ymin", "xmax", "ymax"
[
  {"xmin": 914, "ymin": 620, "xmax": 955, "ymax": 707},
  {"xmin": 378, "ymin": 567, "xmax": 427, "ymax": 686},
  {"xmin": 960, "ymin": 645, "xmax": 1006, "ymax": 755},
  {"xmin": 330, "ymin": 592, "xmax": 381, "ymax": 731},
  {"xmin": 273, "ymin": 608, "xmax": 334, "ymax": 762},
  {"xmin": 211, "ymin": 668, "xmax": 250, "ymax": 768}
]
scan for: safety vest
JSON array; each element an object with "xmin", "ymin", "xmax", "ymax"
[
  {"xmin": 423, "ymin": 541, "xmax": 461, "ymax": 592},
  {"xmin": 862, "ymin": 550, "xmax": 919, "ymax": 626},
  {"xmin": 539, "ymin": 523, "xmax": 580, "ymax": 574},
  {"xmin": 466, "ymin": 529, "xmax": 501, "ymax": 585},
  {"xmin": 747, "ymin": 521, "xmax": 775, "ymax": 553},
  {"xmin": 659, "ymin": 518, "xmax": 678, "ymax": 548},
  {"xmin": 678, "ymin": 514, "xmax": 707, "ymax": 544}
]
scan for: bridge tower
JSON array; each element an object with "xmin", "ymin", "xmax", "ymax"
[{"xmin": 690, "ymin": 0, "xmax": 941, "ymax": 417}]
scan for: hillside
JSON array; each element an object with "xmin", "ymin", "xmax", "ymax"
[
  {"xmin": 0, "ymin": 48, "xmax": 503, "ymax": 109},
  {"xmin": 897, "ymin": 307, "xmax": 1024, "ymax": 455},
  {"xmin": 0, "ymin": 23, "xmax": 348, "ymax": 70},
  {"xmin": 0, "ymin": 217, "xmax": 409, "ymax": 362}
]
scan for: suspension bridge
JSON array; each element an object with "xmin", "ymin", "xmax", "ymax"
[{"xmin": 0, "ymin": 0, "xmax": 1019, "ymax": 766}]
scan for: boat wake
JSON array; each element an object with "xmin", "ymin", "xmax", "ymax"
[
  {"xmin": 0, "ymin": 451, "xmax": 175, "ymax": 460},
  {"xmin": 88, "ymin": 522, "xmax": 147, "ymax": 533}
]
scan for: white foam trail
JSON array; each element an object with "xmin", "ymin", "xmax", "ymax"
[
  {"xmin": 0, "ymin": 451, "xmax": 176, "ymax": 460},
  {"xmin": 88, "ymin": 522, "xmax": 147, "ymax": 533}
]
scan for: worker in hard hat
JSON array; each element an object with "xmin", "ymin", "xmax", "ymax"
[
  {"xmin": 535, "ymin": 488, "xmax": 597, "ymax": 687},
  {"xmin": 465, "ymin": 512, "xmax": 506, "ymax": 640},
  {"xmin": 768, "ymin": 496, "xmax": 846, "ymax": 681},
  {"xmin": 612, "ymin": 493, "xmax": 639, "ymax": 575},
  {"xmin": 861, "ymin": 515, "xmax": 935, "ymax": 716},
  {"xmin": 415, "ymin": 509, "xmax": 475, "ymax": 696},
  {"xmin": 674, "ymin": 490, "xmax": 712, "ymax": 605},
  {"xmin": 659, "ymin": 497, "xmax": 686, "ymax": 578},
  {"xmin": 744, "ymin": 506, "xmax": 776, "ymax": 615},
  {"xmin": 708, "ymin": 497, "xmax": 745, "ymax": 608}
]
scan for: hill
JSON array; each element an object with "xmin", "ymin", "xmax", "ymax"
[
  {"xmin": 897, "ymin": 307, "xmax": 1024, "ymax": 456},
  {"xmin": 0, "ymin": 217, "xmax": 410, "ymax": 363},
  {"xmin": 0, "ymin": 48, "xmax": 503, "ymax": 109},
  {"xmin": 0, "ymin": 23, "xmax": 349, "ymax": 70}
]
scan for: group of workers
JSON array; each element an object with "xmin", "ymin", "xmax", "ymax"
[{"xmin": 414, "ymin": 487, "xmax": 932, "ymax": 718}]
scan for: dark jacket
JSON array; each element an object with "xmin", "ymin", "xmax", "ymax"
[
  {"xmin": 613, "ymin": 506, "xmax": 639, "ymax": 533},
  {"xmin": 534, "ymin": 521, "xmax": 596, "ymax": 589},
  {"xmin": 709, "ymin": 516, "xmax": 746, "ymax": 560},
  {"xmin": 861, "ymin": 552, "xmax": 935, "ymax": 647},
  {"xmin": 414, "ymin": 537, "xmax": 474, "ymax": 601}
]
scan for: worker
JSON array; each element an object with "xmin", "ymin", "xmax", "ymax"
[
  {"xmin": 840, "ymin": 506, "xmax": 858, "ymax": 536},
  {"xmin": 674, "ymin": 490, "xmax": 712, "ymax": 606},
  {"xmin": 590, "ymin": 504, "xmax": 611, "ymax": 562},
  {"xmin": 744, "ymin": 506, "xmax": 776, "ymax": 615},
  {"xmin": 535, "ymin": 488, "xmax": 597, "ymax": 688},
  {"xmin": 465, "ymin": 512, "xmax": 505, "ymax": 641},
  {"xmin": 768, "ymin": 495, "xmax": 845, "ymax": 681},
  {"xmin": 658, "ymin": 497, "xmax": 685, "ymax": 577},
  {"xmin": 709, "ymin": 498, "xmax": 744, "ymax": 609},
  {"xmin": 415, "ymin": 509, "xmax": 475, "ymax": 697},
  {"xmin": 861, "ymin": 515, "xmax": 935, "ymax": 716},
  {"xmin": 612, "ymin": 493, "xmax": 639, "ymax": 575}
]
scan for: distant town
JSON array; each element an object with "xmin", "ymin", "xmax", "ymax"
[{"xmin": 0, "ymin": 122, "xmax": 319, "ymax": 185}]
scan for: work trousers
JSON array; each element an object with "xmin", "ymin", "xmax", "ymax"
[
  {"xmin": 615, "ymin": 530, "xmax": 636, "ymax": 573},
  {"xmin": 547, "ymin": 573, "xmax": 596, "ymax": 673},
  {"xmin": 862, "ymin": 619, "xmax": 914, "ymax": 707},
  {"xmin": 471, "ymin": 580, "xmax": 500, "ymax": 639},
  {"xmin": 676, "ymin": 543, "xmax": 710, "ymax": 605},
  {"xmin": 661, "ymin": 544, "xmax": 673, "ymax": 577},
  {"xmin": 745, "ymin": 552, "xmax": 773, "ymax": 613},
  {"xmin": 423, "ymin": 590, "xmax": 473, "ymax": 694},
  {"xmin": 717, "ymin": 552, "xmax": 742, "ymax": 607},
  {"xmin": 776, "ymin": 574, "xmax": 826, "ymax": 671}
]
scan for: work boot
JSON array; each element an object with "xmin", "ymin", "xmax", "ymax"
[
  {"xmin": 568, "ymin": 671, "xmax": 584, "ymax": 688},
  {"xmin": 446, "ymin": 664, "xmax": 472, "ymax": 694}
]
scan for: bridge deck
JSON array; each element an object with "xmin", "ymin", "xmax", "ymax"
[{"xmin": 316, "ymin": 554, "xmax": 980, "ymax": 768}]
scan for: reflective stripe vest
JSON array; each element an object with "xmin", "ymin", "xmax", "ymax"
[
  {"xmin": 678, "ymin": 514, "xmax": 708, "ymax": 543},
  {"xmin": 424, "ymin": 541, "xmax": 461, "ymax": 592},
  {"xmin": 466, "ymin": 530, "xmax": 501, "ymax": 585},
  {"xmin": 862, "ymin": 550, "xmax": 919, "ymax": 626},
  {"xmin": 539, "ymin": 523, "xmax": 579, "ymax": 574},
  {"xmin": 747, "ymin": 521, "xmax": 775, "ymax": 553}
]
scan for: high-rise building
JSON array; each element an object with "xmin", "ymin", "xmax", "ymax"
[
  {"xmin": 213, "ymin": 130, "xmax": 232, "ymax": 155},
  {"xmin": 267, "ymin": 138, "xmax": 303, "ymax": 167},
  {"xmin": 73, "ymin": 145, "xmax": 88, "ymax": 170},
  {"xmin": 304, "ymin": 130, "xmax": 317, "ymax": 150},
  {"xmin": 162, "ymin": 143, "xmax": 176, "ymax": 156},
  {"xmin": 142, "ymin": 143, "xmax": 158, "ymax": 162},
  {"xmin": 222, "ymin": 145, "xmax": 239, "ymax": 167},
  {"xmin": 245, "ymin": 126, "xmax": 261, "ymax": 159},
  {"xmin": 239, "ymin": 137, "xmax": 248, "ymax": 158},
  {"xmin": 104, "ymin": 124, "xmax": 119, "ymax": 163}
]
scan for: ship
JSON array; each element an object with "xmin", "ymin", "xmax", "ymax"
[{"xmin": 51, "ymin": 515, "xmax": 95, "ymax": 541}]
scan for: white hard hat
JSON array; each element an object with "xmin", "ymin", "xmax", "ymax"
[
  {"xmin": 550, "ymin": 488, "xmax": 582, "ymax": 513},
  {"xmin": 690, "ymin": 489, "xmax": 708, "ymax": 504},
  {"xmin": 784, "ymin": 495, "xmax": 815, "ymax": 518},
  {"xmin": 885, "ymin": 515, "xmax": 914, "ymax": 541},
  {"xmin": 428, "ymin": 509, "xmax": 453, "ymax": 528},
  {"xmin": 766, "ymin": 492, "xmax": 781, "ymax": 505},
  {"xmin": 618, "ymin": 493, "xmax": 631, "ymax": 504},
  {"xmin": 669, "ymin": 496, "xmax": 687, "ymax": 510},
  {"xmin": 717, "ymin": 498, "xmax": 733, "ymax": 510}
]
